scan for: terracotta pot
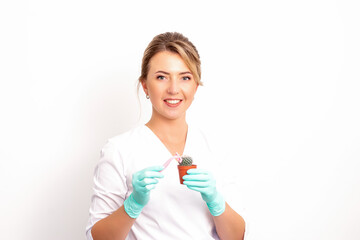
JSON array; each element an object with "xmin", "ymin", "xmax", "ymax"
[{"xmin": 177, "ymin": 165, "xmax": 197, "ymax": 184}]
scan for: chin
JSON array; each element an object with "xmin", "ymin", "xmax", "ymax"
[
  {"xmin": 164, "ymin": 116, "xmax": 183, "ymax": 121},
  {"xmin": 153, "ymin": 108, "xmax": 187, "ymax": 121},
  {"xmin": 162, "ymin": 112, "xmax": 186, "ymax": 121}
]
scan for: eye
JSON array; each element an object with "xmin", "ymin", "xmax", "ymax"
[
  {"xmin": 182, "ymin": 76, "xmax": 191, "ymax": 81},
  {"xmin": 157, "ymin": 75, "xmax": 166, "ymax": 80}
]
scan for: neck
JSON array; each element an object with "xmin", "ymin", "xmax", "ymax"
[{"xmin": 146, "ymin": 112, "xmax": 188, "ymax": 140}]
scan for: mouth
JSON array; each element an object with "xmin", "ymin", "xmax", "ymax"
[{"xmin": 164, "ymin": 99, "xmax": 182, "ymax": 107}]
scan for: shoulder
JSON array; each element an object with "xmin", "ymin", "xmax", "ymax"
[
  {"xmin": 95, "ymin": 125, "xmax": 149, "ymax": 176},
  {"xmin": 99, "ymin": 125, "xmax": 147, "ymax": 160},
  {"xmin": 106, "ymin": 125, "xmax": 146, "ymax": 149}
]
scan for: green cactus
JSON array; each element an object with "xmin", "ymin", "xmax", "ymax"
[{"xmin": 179, "ymin": 155, "xmax": 193, "ymax": 166}]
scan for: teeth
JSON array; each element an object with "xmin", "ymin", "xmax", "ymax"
[{"xmin": 166, "ymin": 100, "xmax": 180, "ymax": 104}]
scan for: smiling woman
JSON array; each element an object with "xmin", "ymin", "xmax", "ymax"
[
  {"xmin": 138, "ymin": 32, "xmax": 202, "ymax": 87},
  {"xmin": 86, "ymin": 32, "xmax": 246, "ymax": 240},
  {"xmin": 141, "ymin": 51, "xmax": 199, "ymax": 123}
]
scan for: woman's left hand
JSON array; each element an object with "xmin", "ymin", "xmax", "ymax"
[
  {"xmin": 182, "ymin": 169, "xmax": 225, "ymax": 216},
  {"xmin": 182, "ymin": 169, "xmax": 217, "ymax": 202}
]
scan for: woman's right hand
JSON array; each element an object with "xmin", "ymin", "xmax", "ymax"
[
  {"xmin": 132, "ymin": 165, "xmax": 164, "ymax": 206},
  {"xmin": 124, "ymin": 165, "xmax": 164, "ymax": 218}
]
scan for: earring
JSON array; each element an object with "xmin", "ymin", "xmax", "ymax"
[{"xmin": 146, "ymin": 95, "xmax": 150, "ymax": 99}]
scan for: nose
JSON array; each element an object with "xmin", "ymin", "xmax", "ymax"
[{"xmin": 167, "ymin": 78, "xmax": 179, "ymax": 95}]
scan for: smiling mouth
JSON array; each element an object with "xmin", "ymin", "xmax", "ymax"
[
  {"xmin": 164, "ymin": 99, "xmax": 182, "ymax": 107},
  {"xmin": 165, "ymin": 99, "xmax": 181, "ymax": 104}
]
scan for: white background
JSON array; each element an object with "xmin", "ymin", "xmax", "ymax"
[{"xmin": 1, "ymin": 0, "xmax": 359, "ymax": 239}]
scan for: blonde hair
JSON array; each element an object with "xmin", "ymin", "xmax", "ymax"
[{"xmin": 138, "ymin": 32, "xmax": 202, "ymax": 86}]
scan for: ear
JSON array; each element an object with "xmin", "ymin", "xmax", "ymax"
[{"xmin": 140, "ymin": 78, "xmax": 148, "ymax": 95}]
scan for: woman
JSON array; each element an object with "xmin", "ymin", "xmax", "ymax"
[{"xmin": 86, "ymin": 32, "xmax": 246, "ymax": 239}]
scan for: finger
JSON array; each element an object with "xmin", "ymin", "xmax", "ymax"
[
  {"xmin": 182, "ymin": 174, "xmax": 210, "ymax": 181},
  {"xmin": 183, "ymin": 180, "xmax": 210, "ymax": 188},
  {"xmin": 186, "ymin": 186, "xmax": 208, "ymax": 194},
  {"xmin": 139, "ymin": 171, "xmax": 164, "ymax": 180},
  {"xmin": 138, "ymin": 178, "xmax": 159, "ymax": 187},
  {"xmin": 136, "ymin": 181, "xmax": 159, "ymax": 192},
  {"xmin": 135, "ymin": 185, "xmax": 150, "ymax": 194},
  {"xmin": 145, "ymin": 184, "xmax": 157, "ymax": 191},
  {"xmin": 186, "ymin": 169, "xmax": 209, "ymax": 175}
]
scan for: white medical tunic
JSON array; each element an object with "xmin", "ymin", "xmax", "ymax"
[{"xmin": 86, "ymin": 124, "xmax": 248, "ymax": 239}]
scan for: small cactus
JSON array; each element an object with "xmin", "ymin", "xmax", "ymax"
[{"xmin": 179, "ymin": 155, "xmax": 193, "ymax": 166}]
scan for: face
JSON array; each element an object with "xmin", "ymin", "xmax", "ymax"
[{"xmin": 142, "ymin": 51, "xmax": 199, "ymax": 122}]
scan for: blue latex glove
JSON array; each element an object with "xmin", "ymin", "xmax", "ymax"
[
  {"xmin": 124, "ymin": 166, "xmax": 164, "ymax": 218},
  {"xmin": 183, "ymin": 169, "xmax": 225, "ymax": 216}
]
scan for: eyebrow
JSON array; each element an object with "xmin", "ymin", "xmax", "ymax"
[{"xmin": 155, "ymin": 71, "xmax": 192, "ymax": 75}]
